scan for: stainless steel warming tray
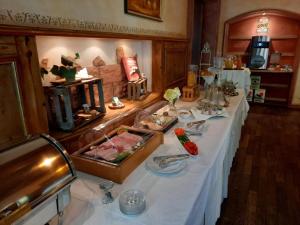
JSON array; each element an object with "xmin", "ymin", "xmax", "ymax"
[{"xmin": 0, "ymin": 134, "xmax": 76, "ymax": 225}]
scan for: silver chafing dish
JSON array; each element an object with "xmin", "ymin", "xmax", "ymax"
[{"xmin": 0, "ymin": 134, "xmax": 76, "ymax": 225}]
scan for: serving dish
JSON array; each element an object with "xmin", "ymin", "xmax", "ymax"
[
  {"xmin": 71, "ymin": 126, "xmax": 163, "ymax": 183},
  {"xmin": 139, "ymin": 113, "xmax": 178, "ymax": 133}
]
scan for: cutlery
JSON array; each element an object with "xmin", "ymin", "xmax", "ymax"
[
  {"xmin": 186, "ymin": 120, "xmax": 206, "ymax": 128},
  {"xmin": 153, "ymin": 154, "xmax": 190, "ymax": 163},
  {"xmin": 99, "ymin": 179, "xmax": 114, "ymax": 204}
]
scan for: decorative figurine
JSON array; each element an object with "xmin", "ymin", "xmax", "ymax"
[{"xmin": 108, "ymin": 96, "xmax": 125, "ymax": 109}]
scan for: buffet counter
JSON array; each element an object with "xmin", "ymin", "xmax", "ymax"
[{"xmin": 59, "ymin": 90, "xmax": 249, "ymax": 225}]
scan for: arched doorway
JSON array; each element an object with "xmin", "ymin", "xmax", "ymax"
[{"xmin": 223, "ymin": 9, "xmax": 300, "ymax": 106}]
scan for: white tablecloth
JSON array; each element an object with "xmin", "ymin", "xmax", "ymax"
[
  {"xmin": 208, "ymin": 67, "xmax": 251, "ymax": 95},
  {"xmin": 61, "ymin": 90, "xmax": 249, "ymax": 225}
]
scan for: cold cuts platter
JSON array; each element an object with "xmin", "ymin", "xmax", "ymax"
[
  {"xmin": 71, "ymin": 126, "xmax": 163, "ymax": 183},
  {"xmin": 82, "ymin": 128, "xmax": 152, "ymax": 164}
]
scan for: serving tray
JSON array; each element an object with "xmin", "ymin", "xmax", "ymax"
[{"xmin": 71, "ymin": 126, "xmax": 163, "ymax": 183}]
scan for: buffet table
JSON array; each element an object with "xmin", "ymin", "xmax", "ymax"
[
  {"xmin": 208, "ymin": 67, "xmax": 251, "ymax": 95},
  {"xmin": 61, "ymin": 90, "xmax": 249, "ymax": 225}
]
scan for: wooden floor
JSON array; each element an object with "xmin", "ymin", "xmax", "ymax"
[{"xmin": 217, "ymin": 105, "xmax": 300, "ymax": 225}]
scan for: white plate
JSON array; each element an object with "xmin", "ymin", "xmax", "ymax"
[{"xmin": 145, "ymin": 157, "xmax": 187, "ymax": 175}]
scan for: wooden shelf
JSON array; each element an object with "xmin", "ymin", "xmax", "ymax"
[
  {"xmin": 260, "ymin": 83, "xmax": 289, "ymax": 88},
  {"xmin": 225, "ymin": 51, "xmax": 249, "ymax": 56},
  {"xmin": 271, "ymin": 35, "xmax": 299, "ymax": 40},
  {"xmin": 229, "ymin": 36, "xmax": 251, "ymax": 40},
  {"xmin": 229, "ymin": 35, "xmax": 298, "ymax": 40},
  {"xmin": 250, "ymin": 69, "xmax": 293, "ymax": 73},
  {"xmin": 265, "ymin": 97, "xmax": 287, "ymax": 102},
  {"xmin": 226, "ymin": 52, "xmax": 295, "ymax": 57},
  {"xmin": 51, "ymin": 92, "xmax": 161, "ymax": 141},
  {"xmin": 280, "ymin": 52, "xmax": 295, "ymax": 57}
]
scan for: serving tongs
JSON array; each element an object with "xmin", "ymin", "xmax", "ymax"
[
  {"xmin": 186, "ymin": 120, "xmax": 206, "ymax": 128},
  {"xmin": 153, "ymin": 154, "xmax": 190, "ymax": 168}
]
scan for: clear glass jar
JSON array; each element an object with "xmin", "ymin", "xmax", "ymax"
[
  {"xmin": 224, "ymin": 55, "xmax": 234, "ymax": 69},
  {"xmin": 187, "ymin": 64, "xmax": 198, "ymax": 87},
  {"xmin": 119, "ymin": 189, "xmax": 146, "ymax": 215}
]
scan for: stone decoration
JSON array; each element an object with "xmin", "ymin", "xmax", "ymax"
[
  {"xmin": 87, "ymin": 64, "xmax": 127, "ymax": 103},
  {"xmin": 92, "ymin": 56, "xmax": 106, "ymax": 67}
]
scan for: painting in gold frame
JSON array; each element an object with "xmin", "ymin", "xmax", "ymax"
[{"xmin": 124, "ymin": 0, "xmax": 162, "ymax": 22}]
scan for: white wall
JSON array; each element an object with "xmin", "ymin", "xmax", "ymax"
[
  {"xmin": 36, "ymin": 36, "xmax": 152, "ymax": 89},
  {"xmin": 0, "ymin": 0, "xmax": 187, "ymax": 38},
  {"xmin": 217, "ymin": 0, "xmax": 300, "ymax": 105}
]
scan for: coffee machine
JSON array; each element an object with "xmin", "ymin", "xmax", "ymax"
[{"xmin": 249, "ymin": 36, "xmax": 270, "ymax": 69}]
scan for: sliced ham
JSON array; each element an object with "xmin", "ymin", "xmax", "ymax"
[{"xmin": 83, "ymin": 132, "xmax": 143, "ymax": 161}]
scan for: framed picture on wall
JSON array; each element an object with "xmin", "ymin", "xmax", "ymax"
[{"xmin": 124, "ymin": 0, "xmax": 162, "ymax": 21}]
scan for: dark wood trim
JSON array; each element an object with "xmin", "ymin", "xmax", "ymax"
[
  {"xmin": 288, "ymin": 104, "xmax": 300, "ymax": 109},
  {"xmin": 186, "ymin": 0, "xmax": 195, "ymax": 64},
  {"xmin": 222, "ymin": 19, "xmax": 230, "ymax": 56},
  {"xmin": 0, "ymin": 24, "xmax": 188, "ymax": 42},
  {"xmin": 288, "ymin": 30, "xmax": 300, "ymax": 106},
  {"xmin": 201, "ymin": 0, "xmax": 221, "ymax": 56}
]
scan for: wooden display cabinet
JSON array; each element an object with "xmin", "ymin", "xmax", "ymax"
[
  {"xmin": 44, "ymin": 78, "xmax": 106, "ymax": 131},
  {"xmin": 251, "ymin": 70, "xmax": 292, "ymax": 106}
]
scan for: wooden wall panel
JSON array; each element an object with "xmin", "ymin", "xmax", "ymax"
[
  {"xmin": 152, "ymin": 41, "xmax": 188, "ymax": 93},
  {"xmin": 0, "ymin": 61, "xmax": 27, "ymax": 150},
  {"xmin": 15, "ymin": 36, "xmax": 48, "ymax": 135},
  {"xmin": 164, "ymin": 43, "xmax": 187, "ymax": 88}
]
